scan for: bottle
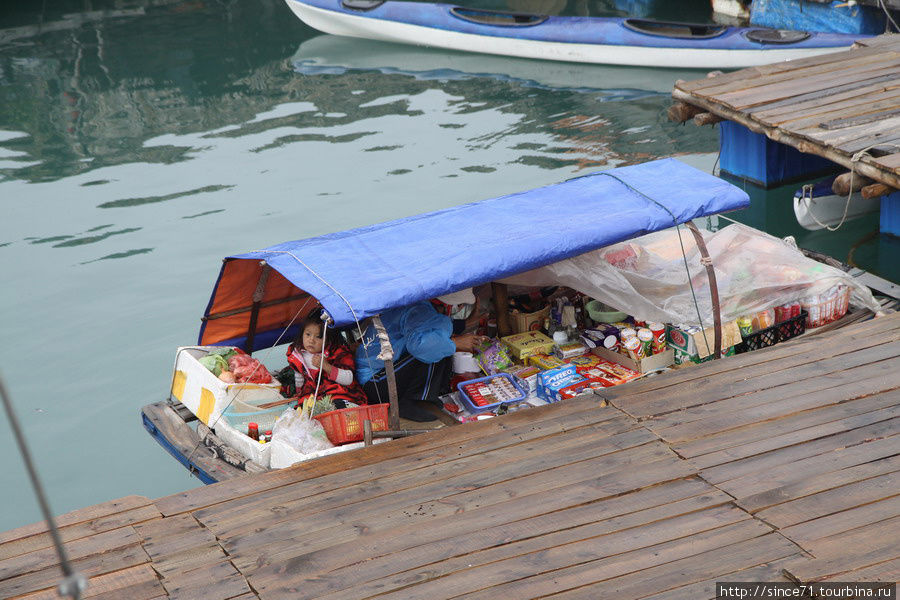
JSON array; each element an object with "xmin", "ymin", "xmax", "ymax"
[{"xmin": 247, "ymin": 422, "xmax": 259, "ymax": 441}]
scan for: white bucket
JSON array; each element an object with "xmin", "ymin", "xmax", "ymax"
[{"xmin": 452, "ymin": 351, "xmax": 479, "ymax": 373}]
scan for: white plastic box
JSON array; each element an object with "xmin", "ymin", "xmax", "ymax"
[{"xmin": 169, "ymin": 346, "xmax": 283, "ymax": 427}]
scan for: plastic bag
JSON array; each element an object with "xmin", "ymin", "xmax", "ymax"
[
  {"xmin": 228, "ymin": 354, "xmax": 273, "ymax": 384},
  {"xmin": 271, "ymin": 408, "xmax": 334, "ymax": 454},
  {"xmin": 502, "ymin": 223, "xmax": 880, "ymax": 327},
  {"xmin": 199, "ymin": 354, "xmax": 229, "ymax": 376}
]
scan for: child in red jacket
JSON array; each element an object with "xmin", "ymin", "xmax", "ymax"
[{"xmin": 286, "ymin": 315, "xmax": 367, "ymax": 408}]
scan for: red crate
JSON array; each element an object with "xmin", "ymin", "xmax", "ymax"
[{"xmin": 313, "ymin": 403, "xmax": 389, "ymax": 445}]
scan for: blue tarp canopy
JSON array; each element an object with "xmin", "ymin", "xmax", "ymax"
[{"xmin": 199, "ymin": 158, "xmax": 749, "ymax": 351}]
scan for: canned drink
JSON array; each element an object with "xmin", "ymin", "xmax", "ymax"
[
  {"xmin": 648, "ymin": 322, "xmax": 666, "ymax": 354},
  {"xmin": 790, "ymin": 301, "xmax": 801, "ymax": 319},
  {"xmin": 603, "ymin": 334, "xmax": 619, "ymax": 352},
  {"xmin": 637, "ymin": 328, "xmax": 653, "ymax": 357},
  {"xmin": 774, "ymin": 305, "xmax": 786, "ymax": 323},
  {"xmin": 737, "ymin": 317, "xmax": 753, "ymax": 338},
  {"xmin": 619, "ymin": 327, "xmax": 637, "ymax": 340},
  {"xmin": 623, "ymin": 336, "xmax": 644, "ymax": 361}
]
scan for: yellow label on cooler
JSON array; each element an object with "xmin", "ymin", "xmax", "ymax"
[
  {"xmin": 197, "ymin": 388, "xmax": 216, "ymax": 425},
  {"xmin": 171, "ymin": 370, "xmax": 187, "ymax": 401}
]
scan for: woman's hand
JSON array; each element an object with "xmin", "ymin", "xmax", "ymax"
[{"xmin": 452, "ymin": 333, "xmax": 488, "ymax": 353}]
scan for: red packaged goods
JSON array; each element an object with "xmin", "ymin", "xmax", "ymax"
[
  {"xmin": 648, "ymin": 322, "xmax": 666, "ymax": 354},
  {"xmin": 559, "ymin": 380, "xmax": 595, "ymax": 400},
  {"xmin": 228, "ymin": 354, "xmax": 273, "ymax": 384}
]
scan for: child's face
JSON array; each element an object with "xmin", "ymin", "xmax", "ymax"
[{"xmin": 301, "ymin": 323, "xmax": 323, "ymax": 354}]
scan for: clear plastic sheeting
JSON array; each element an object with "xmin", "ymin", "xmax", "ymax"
[{"xmin": 502, "ymin": 223, "xmax": 881, "ymax": 327}]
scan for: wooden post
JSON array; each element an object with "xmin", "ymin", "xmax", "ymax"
[
  {"xmin": 244, "ymin": 262, "xmax": 270, "ymax": 355},
  {"xmin": 685, "ymin": 223, "xmax": 722, "ymax": 360},
  {"xmin": 862, "ymin": 183, "xmax": 894, "ymax": 199},
  {"xmin": 371, "ymin": 315, "xmax": 401, "ymax": 431},
  {"xmin": 667, "ymin": 102, "xmax": 704, "ymax": 124},
  {"xmin": 832, "ymin": 172, "xmax": 875, "ymax": 196},
  {"xmin": 363, "ymin": 420, "xmax": 373, "ymax": 447},
  {"xmin": 491, "ymin": 282, "xmax": 512, "ymax": 337}
]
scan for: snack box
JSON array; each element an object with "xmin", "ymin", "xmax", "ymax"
[
  {"xmin": 501, "ymin": 331, "xmax": 556, "ymax": 361},
  {"xmin": 457, "ymin": 373, "xmax": 527, "ymax": 414},
  {"xmin": 537, "ymin": 364, "xmax": 586, "ymax": 403},
  {"xmin": 502, "ymin": 364, "xmax": 541, "ymax": 395},
  {"xmin": 509, "ymin": 305, "xmax": 551, "ymax": 334},
  {"xmin": 566, "ymin": 354, "xmax": 605, "ymax": 371},
  {"xmin": 527, "ymin": 353, "xmax": 567, "ymax": 371},
  {"xmin": 558, "ymin": 379, "xmax": 600, "ymax": 400},
  {"xmin": 553, "ymin": 342, "xmax": 588, "ymax": 360},
  {"xmin": 579, "ymin": 361, "xmax": 641, "ymax": 387}
]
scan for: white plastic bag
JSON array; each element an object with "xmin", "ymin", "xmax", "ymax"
[
  {"xmin": 271, "ymin": 408, "xmax": 334, "ymax": 455},
  {"xmin": 502, "ymin": 223, "xmax": 880, "ymax": 327}
]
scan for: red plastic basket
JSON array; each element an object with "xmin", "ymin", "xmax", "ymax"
[{"xmin": 313, "ymin": 403, "xmax": 389, "ymax": 445}]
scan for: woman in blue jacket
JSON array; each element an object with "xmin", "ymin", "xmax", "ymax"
[{"xmin": 356, "ymin": 290, "xmax": 483, "ymax": 422}]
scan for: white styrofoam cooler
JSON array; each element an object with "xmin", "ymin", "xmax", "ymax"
[{"xmin": 169, "ymin": 346, "xmax": 283, "ymax": 427}]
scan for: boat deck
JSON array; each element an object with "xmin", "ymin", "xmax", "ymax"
[
  {"xmin": 671, "ymin": 33, "xmax": 900, "ymax": 190},
  {"xmin": 2, "ymin": 313, "xmax": 898, "ymax": 599}
]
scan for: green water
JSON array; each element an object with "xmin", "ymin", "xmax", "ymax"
[{"xmin": 0, "ymin": 0, "xmax": 893, "ymax": 532}]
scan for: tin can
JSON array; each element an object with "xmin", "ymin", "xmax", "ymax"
[
  {"xmin": 790, "ymin": 301, "xmax": 802, "ymax": 319},
  {"xmin": 648, "ymin": 322, "xmax": 666, "ymax": 354},
  {"xmin": 603, "ymin": 334, "xmax": 618, "ymax": 352},
  {"xmin": 623, "ymin": 336, "xmax": 643, "ymax": 361},
  {"xmin": 737, "ymin": 317, "xmax": 753, "ymax": 338},
  {"xmin": 637, "ymin": 328, "xmax": 653, "ymax": 357},
  {"xmin": 619, "ymin": 327, "xmax": 637, "ymax": 340},
  {"xmin": 774, "ymin": 305, "xmax": 786, "ymax": 324}
]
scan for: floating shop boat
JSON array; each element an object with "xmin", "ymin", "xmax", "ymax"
[
  {"xmin": 142, "ymin": 158, "xmax": 886, "ymax": 483},
  {"xmin": 282, "ymin": 0, "xmax": 869, "ymax": 69},
  {"xmin": 793, "ymin": 176, "xmax": 881, "ymax": 231}
]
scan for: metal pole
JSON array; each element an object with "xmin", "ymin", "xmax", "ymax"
[{"xmin": 0, "ymin": 373, "xmax": 86, "ymax": 599}]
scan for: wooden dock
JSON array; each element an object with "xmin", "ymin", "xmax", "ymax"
[
  {"xmin": 671, "ymin": 34, "xmax": 900, "ymax": 191},
  {"xmin": 1, "ymin": 313, "xmax": 898, "ymax": 599}
]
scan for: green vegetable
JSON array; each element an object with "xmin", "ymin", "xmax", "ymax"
[
  {"xmin": 312, "ymin": 395, "xmax": 336, "ymax": 416},
  {"xmin": 199, "ymin": 354, "xmax": 229, "ymax": 376}
]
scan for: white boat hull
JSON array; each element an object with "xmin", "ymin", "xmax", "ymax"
[
  {"xmin": 794, "ymin": 191, "xmax": 881, "ymax": 231},
  {"xmin": 285, "ymin": 1, "xmax": 848, "ymax": 69}
]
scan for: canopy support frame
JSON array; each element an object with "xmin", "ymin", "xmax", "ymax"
[
  {"xmin": 685, "ymin": 222, "xmax": 723, "ymax": 359},
  {"xmin": 244, "ymin": 262, "xmax": 271, "ymax": 355},
  {"xmin": 371, "ymin": 315, "xmax": 401, "ymax": 430}
]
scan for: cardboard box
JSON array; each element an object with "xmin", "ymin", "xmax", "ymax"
[
  {"xmin": 592, "ymin": 345, "xmax": 674, "ymax": 374},
  {"xmin": 667, "ymin": 321, "xmax": 742, "ymax": 363},
  {"xmin": 501, "ymin": 331, "xmax": 555, "ymax": 361},
  {"xmin": 509, "ymin": 306, "xmax": 550, "ymax": 334},
  {"xmin": 672, "ymin": 345, "xmax": 736, "ymax": 366},
  {"xmin": 527, "ymin": 353, "xmax": 566, "ymax": 371},
  {"xmin": 537, "ymin": 364, "xmax": 585, "ymax": 403}
]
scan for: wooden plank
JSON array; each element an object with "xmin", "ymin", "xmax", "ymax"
[
  {"xmin": 229, "ymin": 453, "xmax": 697, "ymax": 575},
  {"xmin": 676, "ymin": 390, "xmax": 900, "ymax": 462},
  {"xmin": 717, "ymin": 63, "xmax": 900, "ymax": 111},
  {"xmin": 755, "ymin": 471, "xmax": 900, "ymax": 529},
  {"xmin": 605, "ymin": 314, "xmax": 900, "ymax": 406},
  {"xmin": 635, "ymin": 558, "xmax": 800, "ymax": 600},
  {"xmin": 638, "ymin": 338, "xmax": 900, "ymax": 423},
  {"xmin": 795, "ymin": 515, "xmax": 900, "ymax": 560},
  {"xmin": 784, "ymin": 518, "xmax": 900, "ymax": 582},
  {"xmin": 0, "ymin": 542, "xmax": 150, "ymax": 598},
  {"xmin": 18, "ymin": 564, "xmax": 165, "ymax": 600},
  {"xmin": 780, "ymin": 495, "xmax": 900, "ymax": 547},
  {"xmin": 750, "ymin": 81, "xmax": 900, "ymax": 120},
  {"xmin": 250, "ymin": 481, "xmax": 732, "ymax": 598},
  {"xmin": 715, "ymin": 434, "xmax": 900, "ymax": 500},
  {"xmin": 676, "ymin": 45, "xmax": 892, "ymax": 94},
  {"xmin": 154, "ymin": 394, "xmax": 611, "ymax": 516},
  {"xmin": 0, "ymin": 504, "xmax": 161, "ymax": 562},
  {"xmin": 818, "ymin": 557, "xmax": 900, "ymax": 583},
  {"xmin": 699, "ymin": 418, "xmax": 899, "ymax": 485},
  {"xmin": 653, "ymin": 360, "xmax": 900, "ymax": 444},
  {"xmin": 875, "ymin": 152, "xmax": 900, "ymax": 169},
  {"xmin": 0, "ymin": 526, "xmax": 140, "ymax": 581},
  {"xmin": 461, "ymin": 530, "xmax": 797, "ymax": 600},
  {"xmin": 0, "ymin": 496, "xmax": 152, "ymax": 546},
  {"xmin": 199, "ymin": 416, "xmax": 652, "ymax": 539},
  {"xmin": 152, "ymin": 544, "xmax": 226, "ymax": 580},
  {"xmin": 160, "ymin": 559, "xmax": 251, "ymax": 600},
  {"xmin": 670, "ymin": 87, "xmax": 900, "ymax": 188},
  {"xmin": 319, "ymin": 518, "xmax": 775, "ymax": 600},
  {"xmin": 738, "ymin": 454, "xmax": 900, "ymax": 513},
  {"xmin": 770, "ymin": 93, "xmax": 900, "ymax": 131}
]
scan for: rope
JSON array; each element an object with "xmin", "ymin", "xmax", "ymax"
[
  {"xmin": 307, "ymin": 315, "xmax": 329, "ymax": 417},
  {"xmin": 798, "ymin": 144, "xmax": 899, "ymax": 232},
  {"xmin": 878, "ymin": 0, "xmax": 899, "ymax": 32},
  {"xmin": 0, "ymin": 373, "xmax": 87, "ymax": 599},
  {"xmin": 598, "ymin": 172, "xmax": 713, "ymax": 355}
]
